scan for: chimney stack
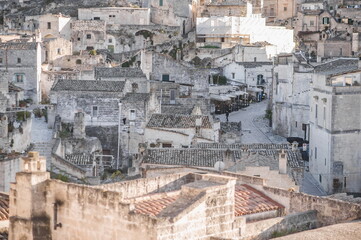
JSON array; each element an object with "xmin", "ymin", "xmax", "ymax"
[{"xmin": 279, "ymin": 149, "xmax": 287, "ymax": 174}]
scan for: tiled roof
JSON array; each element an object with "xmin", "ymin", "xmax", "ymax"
[
  {"xmin": 0, "ymin": 42, "xmax": 37, "ymax": 50},
  {"xmin": 65, "ymin": 154, "xmax": 92, "ymax": 166},
  {"xmin": 161, "ymin": 105, "xmax": 193, "ymax": 115},
  {"xmin": 0, "ymin": 193, "xmax": 9, "ymax": 221},
  {"xmin": 123, "ymin": 93, "xmax": 149, "ymax": 102},
  {"xmin": 145, "ymin": 144, "xmax": 303, "ymax": 169},
  {"xmin": 144, "ymin": 148, "xmax": 227, "ymax": 167},
  {"xmin": 132, "ymin": 184, "xmax": 284, "ymax": 218},
  {"xmin": 51, "ymin": 80, "xmax": 125, "ymax": 92},
  {"xmin": 193, "ymin": 143, "xmax": 290, "ymax": 150},
  {"xmin": 221, "ymin": 122, "xmax": 242, "ymax": 133},
  {"xmin": 147, "ymin": 114, "xmax": 212, "ymax": 129},
  {"xmin": 95, "ymin": 67, "xmax": 145, "ymax": 79},
  {"xmin": 235, "ymin": 184, "xmax": 284, "ymax": 216},
  {"xmin": 133, "ymin": 192, "xmax": 179, "ymax": 217},
  {"xmin": 234, "ymin": 62, "xmax": 273, "ymax": 68},
  {"xmin": 313, "ymin": 58, "xmax": 358, "ymax": 76}
]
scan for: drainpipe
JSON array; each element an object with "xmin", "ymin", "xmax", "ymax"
[{"xmin": 117, "ymin": 101, "xmax": 122, "ymax": 170}]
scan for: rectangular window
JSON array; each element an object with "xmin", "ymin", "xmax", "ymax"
[
  {"xmin": 232, "ymin": 73, "xmax": 235, "ymax": 79},
  {"xmin": 310, "ymin": 20, "xmax": 314, "ymax": 26},
  {"xmin": 284, "ymin": 7, "xmax": 287, "ymax": 11},
  {"xmin": 17, "ymin": 58, "xmax": 21, "ymax": 64},
  {"xmin": 323, "ymin": 106, "xmax": 326, "ymax": 127},
  {"xmin": 129, "ymin": 109, "xmax": 136, "ymax": 120},
  {"xmin": 315, "ymin": 104, "xmax": 318, "ymax": 118},
  {"xmin": 344, "ymin": 177, "xmax": 347, "ymax": 188},
  {"xmin": 162, "ymin": 74, "xmax": 170, "ymax": 82},
  {"xmin": 162, "ymin": 143, "xmax": 172, "ymax": 148},
  {"xmin": 295, "ymin": 121, "xmax": 298, "ymax": 128},
  {"xmin": 323, "ymin": 17, "xmax": 329, "ymax": 24},
  {"xmin": 57, "ymin": 48, "xmax": 61, "ymax": 55},
  {"xmin": 15, "ymin": 74, "xmax": 24, "ymax": 83},
  {"xmin": 170, "ymin": 89, "xmax": 176, "ymax": 104},
  {"xmin": 315, "ymin": 147, "xmax": 317, "ymax": 159},
  {"xmin": 47, "ymin": 22, "xmax": 51, "ymax": 29},
  {"xmin": 92, "ymin": 106, "xmax": 98, "ymax": 117},
  {"xmin": 86, "ymin": 34, "xmax": 91, "ymax": 39},
  {"xmin": 319, "ymin": 174, "xmax": 322, "ymax": 183},
  {"xmin": 0, "ymin": 58, "xmax": 2, "ymax": 64},
  {"xmin": 94, "ymin": 17, "xmax": 100, "ymax": 20},
  {"xmin": 109, "ymin": 39, "xmax": 112, "ymax": 43},
  {"xmin": 159, "ymin": 0, "xmax": 163, "ymax": 6}
]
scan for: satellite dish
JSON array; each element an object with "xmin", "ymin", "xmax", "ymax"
[{"xmin": 214, "ymin": 161, "xmax": 225, "ymax": 172}]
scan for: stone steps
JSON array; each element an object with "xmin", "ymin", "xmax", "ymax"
[{"xmin": 32, "ymin": 140, "xmax": 54, "ymax": 169}]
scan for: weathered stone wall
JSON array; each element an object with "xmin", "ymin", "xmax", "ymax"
[
  {"xmin": 0, "ymin": 157, "xmax": 23, "ymax": 192},
  {"xmin": 85, "ymin": 125, "xmax": 119, "ymax": 161},
  {"xmin": 100, "ymin": 173, "xmax": 193, "ymax": 198},
  {"xmin": 149, "ymin": 53, "xmax": 210, "ymax": 97},
  {"xmin": 261, "ymin": 186, "xmax": 361, "ymax": 226},
  {"xmin": 0, "ymin": 44, "xmax": 41, "ymax": 103},
  {"xmin": 52, "ymin": 91, "xmax": 122, "ymax": 126},
  {"xmin": 244, "ymin": 210, "xmax": 318, "ymax": 240}
]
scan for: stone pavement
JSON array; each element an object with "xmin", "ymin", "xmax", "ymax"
[{"xmin": 218, "ymin": 100, "xmax": 286, "ymax": 144}]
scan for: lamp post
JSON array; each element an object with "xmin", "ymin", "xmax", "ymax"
[{"xmin": 116, "ymin": 101, "xmax": 122, "ymax": 170}]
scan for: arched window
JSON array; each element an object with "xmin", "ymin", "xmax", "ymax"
[{"xmin": 76, "ymin": 59, "xmax": 82, "ymax": 65}]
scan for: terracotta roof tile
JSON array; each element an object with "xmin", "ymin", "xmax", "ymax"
[
  {"xmin": 0, "ymin": 193, "xmax": 9, "ymax": 221},
  {"xmin": 234, "ymin": 184, "xmax": 284, "ymax": 216},
  {"xmin": 134, "ymin": 193, "xmax": 179, "ymax": 217}
]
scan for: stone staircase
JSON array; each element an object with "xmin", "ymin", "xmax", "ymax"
[{"xmin": 32, "ymin": 140, "xmax": 54, "ymax": 169}]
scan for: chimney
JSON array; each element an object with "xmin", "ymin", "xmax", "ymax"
[
  {"xmin": 176, "ymin": 49, "xmax": 181, "ymax": 61},
  {"xmin": 291, "ymin": 141, "xmax": 298, "ymax": 151},
  {"xmin": 279, "ymin": 149, "xmax": 287, "ymax": 174}
]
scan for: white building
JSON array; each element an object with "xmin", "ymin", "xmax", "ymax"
[
  {"xmin": 196, "ymin": 15, "xmax": 295, "ymax": 53},
  {"xmin": 309, "ymin": 58, "xmax": 361, "ymax": 194},
  {"xmin": 78, "ymin": 7, "xmax": 151, "ymax": 25},
  {"xmin": 272, "ymin": 53, "xmax": 314, "ymax": 139}
]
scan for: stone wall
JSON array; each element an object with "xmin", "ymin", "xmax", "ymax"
[
  {"xmin": 8, "ymin": 116, "xmax": 32, "ymax": 152},
  {"xmin": 0, "ymin": 157, "xmax": 23, "ymax": 192},
  {"xmin": 261, "ymin": 186, "xmax": 361, "ymax": 226},
  {"xmin": 244, "ymin": 210, "xmax": 318, "ymax": 240},
  {"xmin": 52, "ymin": 91, "xmax": 122, "ymax": 125}
]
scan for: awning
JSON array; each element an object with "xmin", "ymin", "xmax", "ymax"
[
  {"xmin": 247, "ymin": 87, "xmax": 263, "ymax": 93},
  {"xmin": 234, "ymin": 91, "xmax": 247, "ymax": 96},
  {"xmin": 210, "ymin": 94, "xmax": 231, "ymax": 101}
]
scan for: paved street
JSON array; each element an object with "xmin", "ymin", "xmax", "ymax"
[
  {"xmin": 218, "ymin": 100, "xmax": 327, "ymax": 196},
  {"xmin": 218, "ymin": 100, "xmax": 286, "ymax": 144}
]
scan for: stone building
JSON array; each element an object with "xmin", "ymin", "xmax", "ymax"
[
  {"xmin": 309, "ymin": 58, "xmax": 361, "ymax": 194},
  {"xmin": 50, "ymin": 79, "xmax": 125, "ymax": 126},
  {"xmin": 71, "ymin": 20, "xmax": 107, "ymax": 52},
  {"xmin": 272, "ymin": 53, "xmax": 314, "ymax": 139},
  {"xmin": 0, "ymin": 155, "xmax": 23, "ymax": 192},
  {"xmin": 23, "ymin": 13, "xmax": 72, "ymax": 40},
  {"xmin": 141, "ymin": 51, "xmax": 211, "ymax": 98},
  {"xmin": 78, "ymin": 7, "xmax": 151, "ymax": 25},
  {"xmin": 95, "ymin": 67, "xmax": 149, "ymax": 93},
  {"xmin": 144, "ymin": 113, "xmax": 220, "ymax": 148},
  {"xmin": 262, "ymin": 0, "xmax": 297, "ymax": 22},
  {"xmin": 197, "ymin": 0, "xmax": 248, "ymax": 18},
  {"xmin": 0, "ymin": 42, "xmax": 42, "ymax": 103},
  {"xmin": 149, "ymin": 0, "xmax": 198, "ymax": 35},
  {"xmin": 223, "ymin": 61, "xmax": 273, "ymax": 94},
  {"xmin": 8, "ymin": 151, "xmax": 361, "ymax": 240}
]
